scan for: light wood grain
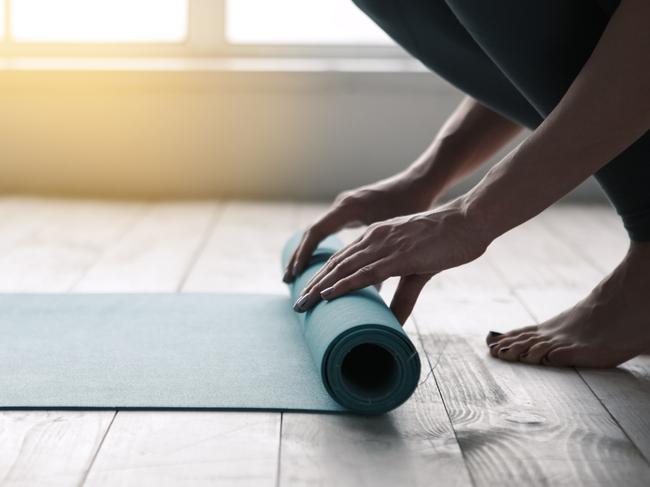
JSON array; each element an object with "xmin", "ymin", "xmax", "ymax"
[
  {"xmin": 278, "ymin": 203, "xmax": 472, "ymax": 487},
  {"xmin": 0, "ymin": 198, "xmax": 142, "ymax": 487},
  {"xmin": 85, "ymin": 201, "xmax": 290, "ymax": 486}
]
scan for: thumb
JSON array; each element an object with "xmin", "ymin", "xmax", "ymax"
[{"xmin": 390, "ymin": 274, "xmax": 433, "ymax": 325}]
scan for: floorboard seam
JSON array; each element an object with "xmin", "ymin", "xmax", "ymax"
[
  {"xmin": 177, "ymin": 201, "xmax": 224, "ymax": 292},
  {"xmin": 576, "ymin": 370, "xmax": 650, "ymax": 467},
  {"xmin": 274, "ymin": 413, "xmax": 284, "ymax": 487},
  {"xmin": 68, "ymin": 204, "xmax": 149, "ymax": 291},
  {"xmin": 78, "ymin": 411, "xmax": 117, "ymax": 487}
]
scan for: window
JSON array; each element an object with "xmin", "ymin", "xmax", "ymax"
[
  {"xmin": 225, "ymin": 0, "xmax": 391, "ymax": 46},
  {"xmin": 0, "ymin": 0, "xmax": 398, "ymax": 57},
  {"xmin": 5, "ymin": 0, "xmax": 187, "ymax": 43}
]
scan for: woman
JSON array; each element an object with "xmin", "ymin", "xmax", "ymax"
[{"xmin": 284, "ymin": 0, "xmax": 650, "ymax": 368}]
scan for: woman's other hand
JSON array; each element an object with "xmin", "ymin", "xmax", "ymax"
[{"xmin": 282, "ymin": 171, "xmax": 437, "ymax": 283}]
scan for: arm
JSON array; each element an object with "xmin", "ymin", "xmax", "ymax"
[
  {"xmin": 408, "ymin": 96, "xmax": 523, "ymax": 196},
  {"xmin": 284, "ymin": 96, "xmax": 522, "ymax": 281},
  {"xmin": 295, "ymin": 0, "xmax": 650, "ymax": 322}
]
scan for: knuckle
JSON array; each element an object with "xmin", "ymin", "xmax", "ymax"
[
  {"xmin": 334, "ymin": 191, "xmax": 356, "ymax": 208},
  {"xmin": 335, "ymin": 257, "xmax": 353, "ymax": 273},
  {"xmin": 366, "ymin": 223, "xmax": 388, "ymax": 238},
  {"xmin": 360, "ymin": 264, "xmax": 379, "ymax": 281},
  {"xmin": 304, "ymin": 226, "xmax": 320, "ymax": 242}
]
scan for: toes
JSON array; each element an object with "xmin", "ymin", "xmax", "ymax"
[
  {"xmin": 544, "ymin": 345, "xmax": 621, "ymax": 368},
  {"xmin": 485, "ymin": 331, "xmax": 504, "ymax": 346},
  {"xmin": 486, "ymin": 325, "xmax": 537, "ymax": 347},
  {"xmin": 544, "ymin": 346, "xmax": 580, "ymax": 367},
  {"xmin": 490, "ymin": 332, "xmax": 538, "ymax": 358},
  {"xmin": 497, "ymin": 336, "xmax": 540, "ymax": 362},
  {"xmin": 519, "ymin": 340, "xmax": 555, "ymax": 365}
]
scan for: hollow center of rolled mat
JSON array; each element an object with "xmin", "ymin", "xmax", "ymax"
[{"xmin": 340, "ymin": 343, "xmax": 399, "ymax": 399}]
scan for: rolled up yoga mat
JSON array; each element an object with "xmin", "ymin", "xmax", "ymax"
[
  {"xmin": 0, "ymin": 235, "xmax": 420, "ymax": 414},
  {"xmin": 281, "ymin": 234, "xmax": 421, "ymax": 413}
]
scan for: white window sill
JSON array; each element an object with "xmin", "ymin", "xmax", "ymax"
[{"xmin": 0, "ymin": 56, "xmax": 429, "ymax": 74}]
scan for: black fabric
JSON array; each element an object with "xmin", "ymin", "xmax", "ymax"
[{"xmin": 353, "ymin": 0, "xmax": 650, "ymax": 240}]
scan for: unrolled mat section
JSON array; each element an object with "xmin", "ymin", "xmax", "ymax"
[{"xmin": 0, "ymin": 235, "xmax": 420, "ymax": 414}]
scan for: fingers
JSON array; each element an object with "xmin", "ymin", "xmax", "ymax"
[
  {"xmin": 319, "ymin": 258, "xmax": 395, "ymax": 302},
  {"xmin": 283, "ymin": 209, "xmax": 352, "ymax": 282},
  {"xmin": 300, "ymin": 237, "xmax": 364, "ymax": 296},
  {"xmin": 390, "ymin": 274, "xmax": 432, "ymax": 325},
  {"xmin": 294, "ymin": 250, "xmax": 381, "ymax": 312}
]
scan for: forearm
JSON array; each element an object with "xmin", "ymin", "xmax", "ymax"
[
  {"xmin": 461, "ymin": 0, "xmax": 650, "ymax": 239},
  {"xmin": 406, "ymin": 96, "xmax": 523, "ymax": 196}
]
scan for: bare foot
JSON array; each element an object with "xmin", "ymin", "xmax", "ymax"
[{"xmin": 486, "ymin": 241, "xmax": 650, "ymax": 368}]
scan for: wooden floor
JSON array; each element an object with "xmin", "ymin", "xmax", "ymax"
[{"xmin": 1, "ymin": 197, "xmax": 649, "ymax": 487}]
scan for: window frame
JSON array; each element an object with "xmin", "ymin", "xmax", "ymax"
[{"xmin": 0, "ymin": 0, "xmax": 406, "ymax": 58}]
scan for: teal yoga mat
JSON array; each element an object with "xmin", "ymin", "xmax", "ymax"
[{"xmin": 0, "ymin": 235, "xmax": 420, "ymax": 414}]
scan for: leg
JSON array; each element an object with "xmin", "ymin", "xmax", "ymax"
[
  {"xmin": 352, "ymin": 0, "xmax": 542, "ymax": 129},
  {"xmin": 442, "ymin": 0, "xmax": 650, "ymax": 366}
]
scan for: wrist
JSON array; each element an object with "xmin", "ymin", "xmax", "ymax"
[{"xmin": 451, "ymin": 191, "xmax": 502, "ymax": 249}]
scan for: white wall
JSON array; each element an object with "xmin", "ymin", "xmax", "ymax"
[{"xmin": 0, "ymin": 66, "xmax": 606, "ymax": 202}]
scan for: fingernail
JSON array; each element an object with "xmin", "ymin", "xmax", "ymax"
[
  {"xmin": 292, "ymin": 263, "xmax": 300, "ymax": 276},
  {"xmin": 293, "ymin": 295, "xmax": 308, "ymax": 312},
  {"xmin": 282, "ymin": 269, "xmax": 292, "ymax": 283},
  {"xmin": 488, "ymin": 331, "xmax": 503, "ymax": 337},
  {"xmin": 489, "ymin": 342, "xmax": 500, "ymax": 349},
  {"xmin": 499, "ymin": 347, "xmax": 510, "ymax": 354},
  {"xmin": 320, "ymin": 287, "xmax": 334, "ymax": 299}
]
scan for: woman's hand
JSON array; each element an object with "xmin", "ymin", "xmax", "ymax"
[
  {"xmin": 283, "ymin": 171, "xmax": 438, "ymax": 283},
  {"xmin": 292, "ymin": 202, "xmax": 491, "ymax": 324}
]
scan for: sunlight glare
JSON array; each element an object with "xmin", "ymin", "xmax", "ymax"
[
  {"xmin": 0, "ymin": 0, "xmax": 4, "ymax": 38},
  {"xmin": 12, "ymin": 0, "xmax": 187, "ymax": 42}
]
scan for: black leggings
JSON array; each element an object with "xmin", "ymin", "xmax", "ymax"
[{"xmin": 354, "ymin": 0, "xmax": 650, "ymax": 241}]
